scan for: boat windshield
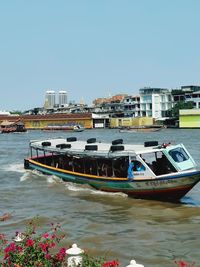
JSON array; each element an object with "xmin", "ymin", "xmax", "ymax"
[
  {"xmin": 168, "ymin": 147, "xmax": 189, "ymax": 163},
  {"xmin": 165, "ymin": 144, "xmax": 196, "ymax": 171}
]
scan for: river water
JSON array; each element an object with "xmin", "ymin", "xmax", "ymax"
[{"xmin": 0, "ymin": 128, "xmax": 200, "ymax": 267}]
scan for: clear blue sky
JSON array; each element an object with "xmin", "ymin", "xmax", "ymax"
[{"xmin": 0, "ymin": 0, "xmax": 200, "ymax": 111}]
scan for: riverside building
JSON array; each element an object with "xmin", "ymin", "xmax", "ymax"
[
  {"xmin": 139, "ymin": 87, "xmax": 173, "ymax": 119},
  {"xmin": 172, "ymin": 85, "xmax": 200, "ymax": 109}
]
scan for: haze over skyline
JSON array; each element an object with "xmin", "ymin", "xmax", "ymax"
[{"xmin": 0, "ymin": 0, "xmax": 200, "ymax": 111}]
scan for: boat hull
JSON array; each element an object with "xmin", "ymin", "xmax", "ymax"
[
  {"xmin": 119, "ymin": 128, "xmax": 161, "ymax": 133},
  {"xmin": 42, "ymin": 125, "xmax": 84, "ymax": 132},
  {"xmin": 24, "ymin": 158, "xmax": 200, "ymax": 202}
]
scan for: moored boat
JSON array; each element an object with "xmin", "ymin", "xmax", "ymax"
[
  {"xmin": 119, "ymin": 126, "xmax": 163, "ymax": 133},
  {"xmin": 42, "ymin": 124, "xmax": 84, "ymax": 132},
  {"xmin": 24, "ymin": 137, "xmax": 200, "ymax": 202},
  {"xmin": 1, "ymin": 120, "xmax": 27, "ymax": 133}
]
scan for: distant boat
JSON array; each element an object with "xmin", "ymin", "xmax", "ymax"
[
  {"xmin": 0, "ymin": 120, "xmax": 27, "ymax": 133},
  {"xmin": 24, "ymin": 137, "xmax": 200, "ymax": 202},
  {"xmin": 73, "ymin": 125, "xmax": 85, "ymax": 132},
  {"xmin": 42, "ymin": 124, "xmax": 84, "ymax": 132},
  {"xmin": 119, "ymin": 126, "xmax": 163, "ymax": 133}
]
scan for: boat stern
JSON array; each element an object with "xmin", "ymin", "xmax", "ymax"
[{"xmin": 24, "ymin": 158, "xmax": 30, "ymax": 169}]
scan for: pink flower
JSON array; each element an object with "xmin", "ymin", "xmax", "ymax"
[
  {"xmin": 4, "ymin": 242, "xmax": 16, "ymax": 253},
  {"xmin": 42, "ymin": 233, "xmax": 49, "ymax": 239},
  {"xmin": 45, "ymin": 253, "xmax": 51, "ymax": 259},
  {"xmin": 38, "ymin": 242, "xmax": 49, "ymax": 252},
  {"xmin": 17, "ymin": 246, "xmax": 23, "ymax": 253},
  {"xmin": 3, "ymin": 253, "xmax": 9, "ymax": 260},
  {"xmin": 59, "ymin": 247, "xmax": 66, "ymax": 255},
  {"xmin": 102, "ymin": 260, "xmax": 119, "ymax": 267},
  {"xmin": 25, "ymin": 239, "xmax": 34, "ymax": 247},
  {"xmin": 174, "ymin": 260, "xmax": 196, "ymax": 267},
  {"xmin": 55, "ymin": 248, "xmax": 66, "ymax": 262},
  {"xmin": 49, "ymin": 242, "xmax": 56, "ymax": 248}
]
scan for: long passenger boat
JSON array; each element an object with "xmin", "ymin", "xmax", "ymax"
[
  {"xmin": 24, "ymin": 137, "xmax": 200, "ymax": 202},
  {"xmin": 42, "ymin": 124, "xmax": 84, "ymax": 132},
  {"xmin": 119, "ymin": 125, "xmax": 164, "ymax": 133}
]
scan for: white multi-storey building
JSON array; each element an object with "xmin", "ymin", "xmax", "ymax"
[
  {"xmin": 139, "ymin": 87, "xmax": 173, "ymax": 119},
  {"xmin": 58, "ymin": 91, "xmax": 67, "ymax": 107},
  {"xmin": 122, "ymin": 95, "xmax": 140, "ymax": 117},
  {"xmin": 45, "ymin": 90, "xmax": 56, "ymax": 108}
]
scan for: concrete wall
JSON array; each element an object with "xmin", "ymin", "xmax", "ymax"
[
  {"xmin": 0, "ymin": 114, "xmax": 93, "ymax": 129},
  {"xmin": 132, "ymin": 117, "xmax": 153, "ymax": 126},
  {"xmin": 109, "ymin": 117, "xmax": 153, "ymax": 128},
  {"xmin": 24, "ymin": 118, "xmax": 92, "ymax": 129}
]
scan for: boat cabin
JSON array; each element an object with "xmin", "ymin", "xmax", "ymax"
[
  {"xmin": 1, "ymin": 120, "xmax": 26, "ymax": 133},
  {"xmin": 27, "ymin": 138, "xmax": 197, "ymax": 180}
]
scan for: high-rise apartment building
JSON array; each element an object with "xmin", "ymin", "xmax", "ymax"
[
  {"xmin": 45, "ymin": 90, "xmax": 56, "ymax": 108},
  {"xmin": 58, "ymin": 91, "xmax": 67, "ymax": 107}
]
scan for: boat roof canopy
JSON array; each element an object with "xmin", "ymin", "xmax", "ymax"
[
  {"xmin": 29, "ymin": 137, "xmax": 167, "ymax": 158},
  {"xmin": 1, "ymin": 120, "xmax": 16, "ymax": 126}
]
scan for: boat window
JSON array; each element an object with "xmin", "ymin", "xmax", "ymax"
[
  {"xmin": 112, "ymin": 157, "xmax": 129, "ymax": 177},
  {"xmin": 140, "ymin": 152, "xmax": 157, "ymax": 170},
  {"xmin": 132, "ymin": 160, "xmax": 146, "ymax": 171},
  {"xmin": 168, "ymin": 147, "xmax": 189, "ymax": 163},
  {"xmin": 97, "ymin": 158, "xmax": 113, "ymax": 177},
  {"xmin": 140, "ymin": 151, "xmax": 177, "ymax": 175}
]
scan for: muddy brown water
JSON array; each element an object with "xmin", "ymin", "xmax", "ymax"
[{"xmin": 0, "ymin": 128, "xmax": 200, "ymax": 266}]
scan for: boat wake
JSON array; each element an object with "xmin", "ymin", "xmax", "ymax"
[
  {"xmin": 31, "ymin": 169, "xmax": 46, "ymax": 177},
  {"xmin": 20, "ymin": 172, "xmax": 32, "ymax": 181},
  {"xmin": 46, "ymin": 175, "xmax": 63, "ymax": 184},
  {"xmin": 64, "ymin": 182, "xmax": 128, "ymax": 198},
  {"xmin": 27, "ymin": 171, "xmax": 128, "ymax": 197},
  {"xmin": 27, "ymin": 171, "xmax": 127, "ymax": 198},
  {"xmin": 90, "ymin": 189, "xmax": 128, "ymax": 198},
  {"xmin": 20, "ymin": 169, "xmax": 45, "ymax": 181},
  {"xmin": 66, "ymin": 183, "xmax": 91, "ymax": 192},
  {"xmin": 19, "ymin": 170, "xmax": 62, "ymax": 184},
  {"xmin": 2, "ymin": 163, "xmax": 25, "ymax": 173}
]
